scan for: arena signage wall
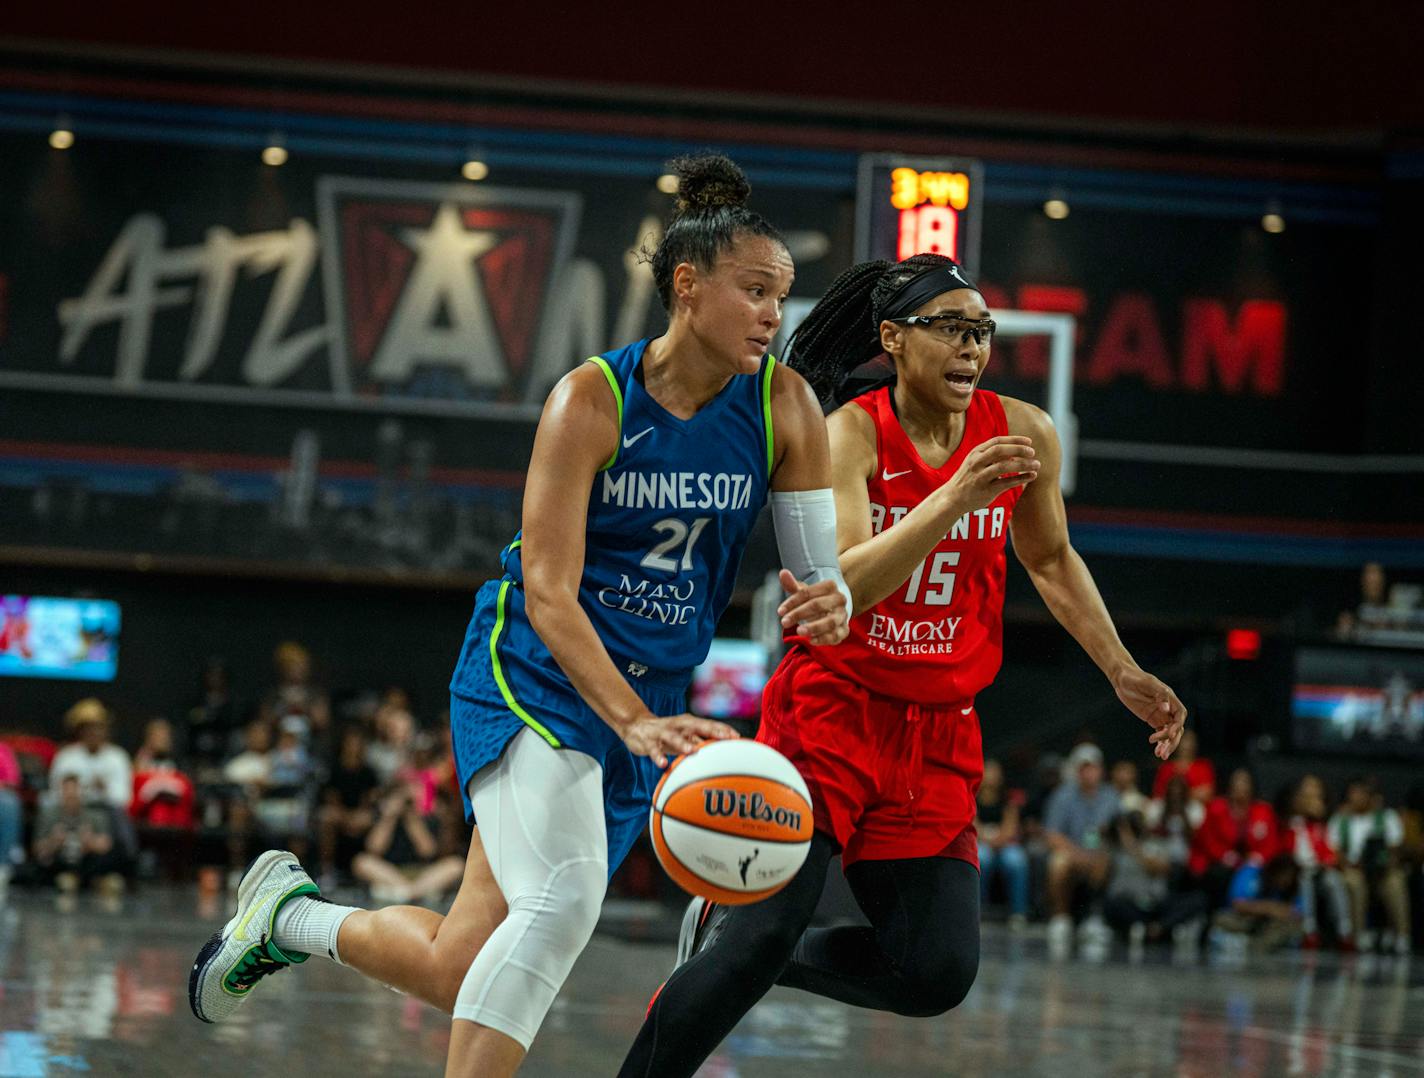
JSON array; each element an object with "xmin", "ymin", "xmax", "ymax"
[{"xmin": 0, "ymin": 132, "xmax": 1410, "ymax": 575}]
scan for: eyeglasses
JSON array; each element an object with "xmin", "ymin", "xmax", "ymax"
[{"xmin": 889, "ymin": 315, "xmax": 996, "ymax": 346}]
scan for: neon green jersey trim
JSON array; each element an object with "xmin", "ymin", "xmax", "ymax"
[
  {"xmin": 761, "ymin": 355, "xmax": 778, "ymax": 478},
  {"xmin": 489, "ymin": 581, "xmax": 560, "ymax": 747},
  {"xmin": 587, "ymin": 356, "xmax": 624, "ymax": 472}
]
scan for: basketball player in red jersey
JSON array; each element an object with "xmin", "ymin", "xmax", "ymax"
[{"xmin": 619, "ymin": 254, "xmax": 1187, "ymax": 1077}]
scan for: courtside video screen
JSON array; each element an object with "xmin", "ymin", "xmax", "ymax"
[
  {"xmin": 691, "ymin": 638, "xmax": 770, "ymax": 720},
  {"xmin": 1292, "ymin": 645, "xmax": 1424, "ymax": 758},
  {"xmin": 0, "ymin": 596, "xmax": 121, "ymax": 681}
]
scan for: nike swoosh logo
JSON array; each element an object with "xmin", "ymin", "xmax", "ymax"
[
  {"xmin": 961, "ymin": 706, "xmax": 974, "ymax": 716},
  {"xmin": 622, "ymin": 427, "xmax": 654, "ymax": 449},
  {"xmin": 882, "ymin": 468, "xmax": 912, "ymax": 481}
]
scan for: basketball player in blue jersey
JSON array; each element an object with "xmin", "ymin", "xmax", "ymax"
[{"xmin": 189, "ymin": 154, "xmax": 851, "ymax": 1077}]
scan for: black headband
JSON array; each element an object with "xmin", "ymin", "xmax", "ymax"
[{"xmin": 878, "ymin": 262, "xmax": 980, "ymax": 321}]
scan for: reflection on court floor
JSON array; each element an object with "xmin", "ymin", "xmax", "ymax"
[{"xmin": 0, "ymin": 890, "xmax": 1417, "ymax": 1077}]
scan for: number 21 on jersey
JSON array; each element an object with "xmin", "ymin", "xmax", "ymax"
[{"xmin": 640, "ymin": 517, "xmax": 712, "ymax": 572}]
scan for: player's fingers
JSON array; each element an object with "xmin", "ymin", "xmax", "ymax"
[
  {"xmin": 978, "ymin": 436, "xmax": 1033, "ymax": 451},
  {"xmin": 684, "ymin": 719, "xmax": 738, "ymax": 741},
  {"xmin": 781, "ymin": 593, "xmax": 837, "ymax": 626},
  {"xmin": 661, "ymin": 729, "xmax": 700, "ymax": 756},
  {"xmin": 796, "ymin": 613, "xmax": 843, "ymax": 639},
  {"xmin": 982, "ymin": 455, "xmax": 1038, "ymax": 477},
  {"xmin": 783, "ymin": 594, "xmax": 837, "ymax": 625},
  {"xmin": 776, "ymin": 568, "xmax": 803, "ymax": 600},
  {"xmin": 976, "ymin": 441, "xmax": 1036, "ymax": 465}
]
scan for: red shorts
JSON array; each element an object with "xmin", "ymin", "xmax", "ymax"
[{"xmin": 757, "ymin": 647, "xmax": 982, "ymax": 870}]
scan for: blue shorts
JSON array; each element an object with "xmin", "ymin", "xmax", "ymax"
[{"xmin": 448, "ymin": 578, "xmax": 691, "ymax": 878}]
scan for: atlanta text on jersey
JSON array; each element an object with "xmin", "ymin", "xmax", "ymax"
[{"xmin": 869, "ymin": 503, "xmax": 1007, "ymax": 540}]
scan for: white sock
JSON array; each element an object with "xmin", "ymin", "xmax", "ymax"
[{"xmin": 273, "ymin": 896, "xmax": 361, "ymax": 964}]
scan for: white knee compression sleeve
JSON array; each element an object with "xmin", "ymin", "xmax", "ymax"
[
  {"xmin": 452, "ymin": 728, "xmax": 609, "ymax": 1050},
  {"xmin": 771, "ymin": 488, "xmax": 852, "ymax": 617}
]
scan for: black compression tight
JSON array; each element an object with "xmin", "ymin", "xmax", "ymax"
[{"xmin": 618, "ymin": 831, "xmax": 981, "ymax": 1078}]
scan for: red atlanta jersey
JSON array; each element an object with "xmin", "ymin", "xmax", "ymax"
[{"xmin": 805, "ymin": 385, "xmax": 1023, "ymax": 705}]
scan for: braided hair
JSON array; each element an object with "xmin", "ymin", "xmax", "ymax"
[
  {"xmin": 786, "ymin": 253, "xmax": 958, "ymax": 407},
  {"xmin": 645, "ymin": 154, "xmax": 785, "ymax": 311}
]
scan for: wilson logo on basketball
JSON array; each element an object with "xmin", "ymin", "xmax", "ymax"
[{"xmin": 702, "ymin": 789, "xmax": 803, "ymax": 833}]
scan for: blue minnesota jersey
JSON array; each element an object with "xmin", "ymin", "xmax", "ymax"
[
  {"xmin": 446, "ymin": 338, "xmax": 775, "ymax": 868},
  {"xmin": 500, "ymin": 338, "xmax": 774, "ymax": 677}
]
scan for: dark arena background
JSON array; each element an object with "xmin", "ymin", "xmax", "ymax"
[{"xmin": 1, "ymin": 3, "xmax": 1423, "ymax": 1074}]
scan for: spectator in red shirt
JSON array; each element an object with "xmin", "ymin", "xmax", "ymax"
[
  {"xmin": 1190, "ymin": 766, "xmax": 1278, "ymax": 910},
  {"xmin": 1152, "ymin": 728, "xmax": 1215, "ymax": 804},
  {"xmin": 1281, "ymin": 774, "xmax": 1353, "ymax": 948},
  {"xmin": 130, "ymin": 718, "xmax": 197, "ymax": 880}
]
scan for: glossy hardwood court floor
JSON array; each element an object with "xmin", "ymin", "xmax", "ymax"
[{"xmin": 0, "ymin": 887, "xmax": 1419, "ymax": 1076}]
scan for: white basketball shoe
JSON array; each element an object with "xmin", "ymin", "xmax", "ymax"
[{"xmin": 188, "ymin": 850, "xmax": 322, "ymax": 1023}]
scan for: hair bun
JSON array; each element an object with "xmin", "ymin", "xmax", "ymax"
[{"xmin": 668, "ymin": 153, "xmax": 751, "ymax": 214}]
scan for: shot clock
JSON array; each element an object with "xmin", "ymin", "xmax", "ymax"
[{"xmin": 855, "ymin": 154, "xmax": 984, "ymax": 277}]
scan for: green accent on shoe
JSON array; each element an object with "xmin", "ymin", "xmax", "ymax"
[
  {"xmin": 489, "ymin": 581, "xmax": 560, "ymax": 747},
  {"xmin": 222, "ymin": 938, "xmax": 298, "ymax": 996},
  {"xmin": 587, "ymin": 356, "xmax": 624, "ymax": 471}
]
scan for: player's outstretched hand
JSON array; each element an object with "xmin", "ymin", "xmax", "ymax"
[
  {"xmin": 1112, "ymin": 666, "xmax": 1188, "ymax": 760},
  {"xmin": 777, "ymin": 569, "xmax": 850, "ymax": 646},
  {"xmin": 942, "ymin": 435, "xmax": 1039, "ymax": 513},
  {"xmin": 620, "ymin": 713, "xmax": 738, "ymax": 769}
]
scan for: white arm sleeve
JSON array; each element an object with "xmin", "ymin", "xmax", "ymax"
[{"xmin": 771, "ymin": 488, "xmax": 853, "ymax": 619}]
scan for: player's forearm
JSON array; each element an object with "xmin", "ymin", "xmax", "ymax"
[
  {"xmin": 1024, "ymin": 544, "xmax": 1135, "ymax": 680},
  {"xmin": 840, "ymin": 487, "xmax": 969, "ymax": 612},
  {"xmin": 524, "ymin": 588, "xmax": 650, "ymax": 736}
]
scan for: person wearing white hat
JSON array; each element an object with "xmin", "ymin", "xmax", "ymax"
[
  {"xmin": 48, "ymin": 698, "xmax": 132, "ymax": 812},
  {"xmin": 1044, "ymin": 742, "xmax": 1119, "ymax": 954}
]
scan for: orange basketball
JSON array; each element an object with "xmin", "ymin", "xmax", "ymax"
[{"xmin": 649, "ymin": 739, "xmax": 814, "ymax": 905}]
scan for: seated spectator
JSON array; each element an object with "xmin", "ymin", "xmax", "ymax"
[
  {"xmin": 352, "ymin": 777, "xmax": 464, "ymax": 905},
  {"xmin": 1281, "ymin": 774, "xmax": 1353, "ymax": 949},
  {"xmin": 49, "ymin": 698, "xmax": 137, "ymax": 877},
  {"xmin": 317, "ymin": 727, "xmax": 380, "ymax": 884},
  {"xmin": 1213, "ymin": 854, "xmax": 1304, "ymax": 954},
  {"xmin": 32, "ymin": 775, "xmax": 125, "ymax": 895},
  {"xmin": 1189, "ymin": 766, "xmax": 1277, "ymax": 911},
  {"xmin": 222, "ymin": 720, "xmax": 273, "ymax": 879},
  {"xmin": 1330, "ymin": 777, "xmax": 1412, "ymax": 954},
  {"xmin": 0, "ymin": 738, "xmax": 22, "ymax": 886},
  {"xmin": 1111, "ymin": 760, "xmax": 1149, "ymax": 817},
  {"xmin": 1145, "ymin": 775, "xmax": 1201, "ymax": 882},
  {"xmin": 976, "ymin": 759, "xmax": 1029, "ymax": 927},
  {"xmin": 1103, "ymin": 811, "xmax": 1207, "ymax": 948},
  {"xmin": 1043, "ymin": 743, "xmax": 1120, "ymax": 953},
  {"xmin": 258, "ymin": 642, "xmax": 332, "ymax": 763},
  {"xmin": 49, "ymin": 698, "xmax": 132, "ymax": 811},
  {"xmin": 253, "ymin": 717, "xmax": 317, "ymax": 859},
  {"xmin": 186, "ymin": 656, "xmax": 239, "ymax": 772},
  {"xmin": 1351, "ymin": 561, "xmax": 1396, "ymax": 633},
  {"xmin": 129, "ymin": 719, "xmax": 197, "ymax": 881},
  {"xmin": 1, "ymin": 732, "xmax": 58, "ymax": 814},
  {"xmin": 1151, "ymin": 728, "xmax": 1215, "ymax": 804},
  {"xmin": 366, "ymin": 705, "xmax": 416, "ymax": 786}
]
